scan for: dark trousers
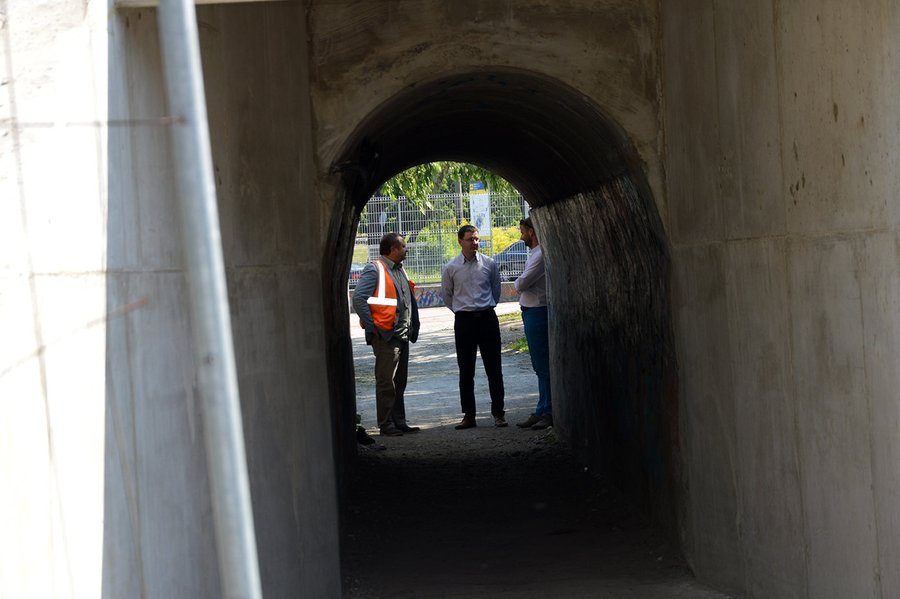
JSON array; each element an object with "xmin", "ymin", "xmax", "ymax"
[
  {"xmin": 454, "ymin": 308, "xmax": 505, "ymax": 417},
  {"xmin": 371, "ymin": 334, "xmax": 409, "ymax": 429}
]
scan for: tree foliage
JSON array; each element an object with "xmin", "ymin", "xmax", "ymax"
[
  {"xmin": 364, "ymin": 162, "xmax": 523, "ymax": 246},
  {"xmin": 378, "ymin": 162, "xmax": 518, "ymax": 209}
]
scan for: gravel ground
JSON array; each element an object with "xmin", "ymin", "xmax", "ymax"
[{"xmin": 343, "ymin": 304, "xmax": 733, "ymax": 599}]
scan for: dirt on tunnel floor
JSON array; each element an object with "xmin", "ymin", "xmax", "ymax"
[{"xmin": 342, "ymin": 303, "xmax": 733, "ymax": 598}]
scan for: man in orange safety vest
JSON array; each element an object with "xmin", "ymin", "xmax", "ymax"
[{"xmin": 352, "ymin": 232, "xmax": 421, "ymax": 436}]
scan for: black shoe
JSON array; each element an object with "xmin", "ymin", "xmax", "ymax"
[
  {"xmin": 455, "ymin": 415, "xmax": 476, "ymax": 430},
  {"xmin": 356, "ymin": 426, "xmax": 376, "ymax": 445},
  {"xmin": 379, "ymin": 425, "xmax": 404, "ymax": 436}
]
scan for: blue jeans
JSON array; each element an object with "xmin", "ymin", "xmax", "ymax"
[{"xmin": 522, "ymin": 306, "xmax": 551, "ymax": 417}]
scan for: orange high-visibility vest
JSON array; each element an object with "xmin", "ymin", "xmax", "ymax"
[{"xmin": 362, "ymin": 259, "xmax": 416, "ymax": 332}]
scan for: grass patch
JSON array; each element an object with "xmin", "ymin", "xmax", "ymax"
[
  {"xmin": 505, "ymin": 337, "xmax": 529, "ymax": 353},
  {"xmin": 498, "ymin": 311, "xmax": 522, "ymax": 324}
]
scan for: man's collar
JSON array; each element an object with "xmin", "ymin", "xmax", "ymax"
[
  {"xmin": 462, "ymin": 252, "xmax": 480, "ymax": 263},
  {"xmin": 381, "ymin": 256, "xmax": 398, "ymax": 269}
]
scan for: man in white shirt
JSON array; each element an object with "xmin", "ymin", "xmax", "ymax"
[
  {"xmin": 513, "ymin": 217, "xmax": 553, "ymax": 430},
  {"xmin": 441, "ymin": 225, "xmax": 507, "ymax": 429}
]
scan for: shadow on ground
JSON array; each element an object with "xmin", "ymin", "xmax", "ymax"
[{"xmin": 342, "ymin": 305, "xmax": 732, "ymax": 598}]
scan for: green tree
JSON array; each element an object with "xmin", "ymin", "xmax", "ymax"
[
  {"xmin": 379, "ymin": 161, "xmax": 517, "ymax": 205},
  {"xmin": 375, "ymin": 162, "xmax": 519, "ymax": 241}
]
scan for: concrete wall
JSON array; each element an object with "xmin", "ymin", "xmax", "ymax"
[
  {"xmin": 308, "ymin": 0, "xmax": 664, "ymax": 201},
  {"xmin": 5, "ymin": 1, "xmax": 899, "ymax": 597},
  {"xmin": 2, "ymin": 1, "xmax": 340, "ymax": 596},
  {"xmin": 1, "ymin": 1, "xmax": 108, "ymax": 595},
  {"xmin": 104, "ymin": 4, "xmax": 341, "ymax": 597},
  {"xmin": 663, "ymin": 2, "xmax": 900, "ymax": 596}
]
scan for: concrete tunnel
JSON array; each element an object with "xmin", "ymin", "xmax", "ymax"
[
  {"xmin": 6, "ymin": 1, "xmax": 900, "ymax": 598},
  {"xmin": 325, "ymin": 70, "xmax": 678, "ymax": 533}
]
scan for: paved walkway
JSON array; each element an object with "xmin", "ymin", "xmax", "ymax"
[{"xmin": 351, "ymin": 301, "xmax": 537, "ymax": 431}]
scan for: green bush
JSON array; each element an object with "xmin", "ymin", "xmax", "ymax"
[
  {"xmin": 415, "ymin": 219, "xmax": 466, "ymax": 263},
  {"xmin": 488, "ymin": 226, "xmax": 521, "ymax": 255}
]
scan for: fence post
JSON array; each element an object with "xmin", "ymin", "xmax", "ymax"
[{"xmin": 438, "ymin": 198, "xmax": 444, "ymax": 269}]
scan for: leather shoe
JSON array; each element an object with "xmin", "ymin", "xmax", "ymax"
[
  {"xmin": 395, "ymin": 422, "xmax": 420, "ymax": 433},
  {"xmin": 531, "ymin": 416, "xmax": 553, "ymax": 430},
  {"xmin": 455, "ymin": 415, "xmax": 476, "ymax": 430},
  {"xmin": 516, "ymin": 415, "xmax": 540, "ymax": 428},
  {"xmin": 494, "ymin": 415, "xmax": 508, "ymax": 428},
  {"xmin": 356, "ymin": 426, "xmax": 376, "ymax": 445},
  {"xmin": 379, "ymin": 425, "xmax": 403, "ymax": 436}
]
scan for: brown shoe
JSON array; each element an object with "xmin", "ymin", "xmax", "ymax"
[
  {"xmin": 494, "ymin": 415, "xmax": 508, "ymax": 428},
  {"xmin": 531, "ymin": 416, "xmax": 553, "ymax": 430},
  {"xmin": 379, "ymin": 425, "xmax": 404, "ymax": 436},
  {"xmin": 455, "ymin": 415, "xmax": 476, "ymax": 430},
  {"xmin": 394, "ymin": 419, "xmax": 420, "ymax": 433},
  {"xmin": 516, "ymin": 415, "xmax": 540, "ymax": 428}
]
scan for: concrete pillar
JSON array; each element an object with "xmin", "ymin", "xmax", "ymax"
[
  {"xmin": 663, "ymin": 2, "xmax": 900, "ymax": 596},
  {"xmin": 0, "ymin": 1, "xmax": 108, "ymax": 596},
  {"xmin": 196, "ymin": 5, "xmax": 341, "ymax": 595},
  {"xmin": 104, "ymin": 3, "xmax": 341, "ymax": 597},
  {"xmin": 3, "ymin": 1, "xmax": 343, "ymax": 595}
]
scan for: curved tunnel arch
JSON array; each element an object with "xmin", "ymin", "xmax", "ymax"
[
  {"xmin": 325, "ymin": 68, "xmax": 678, "ymax": 530},
  {"xmin": 330, "ymin": 69, "xmax": 637, "ymax": 207}
]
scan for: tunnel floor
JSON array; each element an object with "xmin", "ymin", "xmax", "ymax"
[{"xmin": 340, "ymin": 305, "xmax": 731, "ymax": 598}]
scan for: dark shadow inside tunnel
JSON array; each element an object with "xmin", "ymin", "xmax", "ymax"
[
  {"xmin": 323, "ymin": 69, "xmax": 679, "ymax": 551},
  {"xmin": 342, "ymin": 436, "xmax": 701, "ymax": 597}
]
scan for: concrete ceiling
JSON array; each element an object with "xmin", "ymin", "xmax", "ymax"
[{"xmin": 333, "ymin": 69, "xmax": 637, "ymax": 207}]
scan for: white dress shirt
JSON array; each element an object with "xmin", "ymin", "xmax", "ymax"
[
  {"xmin": 441, "ymin": 252, "xmax": 501, "ymax": 312},
  {"xmin": 514, "ymin": 244, "xmax": 547, "ymax": 308}
]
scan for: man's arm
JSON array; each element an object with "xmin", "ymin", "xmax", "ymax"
[
  {"xmin": 514, "ymin": 248, "xmax": 544, "ymax": 293},
  {"xmin": 352, "ymin": 263, "xmax": 379, "ymax": 333},
  {"xmin": 489, "ymin": 258, "xmax": 501, "ymax": 304},
  {"xmin": 409, "ymin": 287, "xmax": 420, "ymax": 343},
  {"xmin": 441, "ymin": 261, "xmax": 455, "ymax": 312}
]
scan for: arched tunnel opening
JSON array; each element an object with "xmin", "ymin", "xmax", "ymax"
[{"xmin": 323, "ymin": 69, "xmax": 680, "ymax": 592}]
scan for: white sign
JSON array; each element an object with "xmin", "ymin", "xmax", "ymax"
[{"xmin": 469, "ymin": 193, "xmax": 492, "ymax": 239}]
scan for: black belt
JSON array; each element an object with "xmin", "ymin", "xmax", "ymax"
[
  {"xmin": 521, "ymin": 305, "xmax": 545, "ymax": 311},
  {"xmin": 456, "ymin": 308, "xmax": 494, "ymax": 317}
]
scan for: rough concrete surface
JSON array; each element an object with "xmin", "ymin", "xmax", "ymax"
[
  {"xmin": 5, "ymin": 1, "xmax": 900, "ymax": 597},
  {"xmin": 343, "ymin": 303, "xmax": 730, "ymax": 598},
  {"xmin": 663, "ymin": 2, "xmax": 900, "ymax": 596}
]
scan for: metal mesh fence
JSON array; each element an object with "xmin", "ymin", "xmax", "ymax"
[{"xmin": 351, "ymin": 192, "xmax": 531, "ymax": 285}]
